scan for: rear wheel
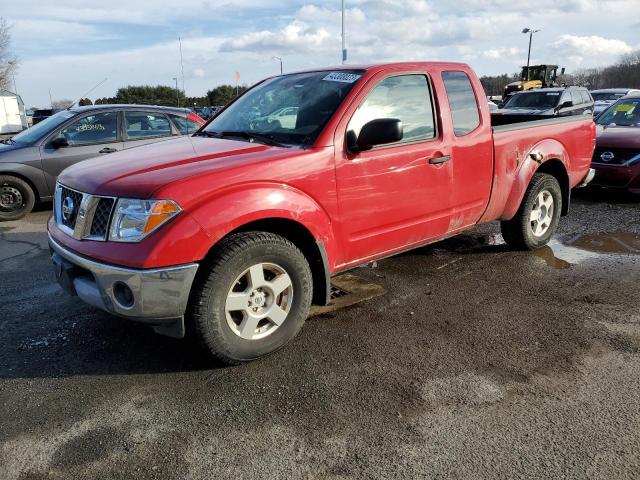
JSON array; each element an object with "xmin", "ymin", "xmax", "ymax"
[
  {"xmin": 501, "ymin": 173, "xmax": 562, "ymax": 250},
  {"xmin": 0, "ymin": 175, "xmax": 36, "ymax": 221},
  {"xmin": 188, "ymin": 232, "xmax": 313, "ymax": 364}
]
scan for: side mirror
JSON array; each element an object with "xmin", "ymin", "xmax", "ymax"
[
  {"xmin": 557, "ymin": 100, "xmax": 573, "ymax": 110},
  {"xmin": 350, "ymin": 118, "xmax": 403, "ymax": 152},
  {"xmin": 50, "ymin": 137, "xmax": 69, "ymax": 149}
]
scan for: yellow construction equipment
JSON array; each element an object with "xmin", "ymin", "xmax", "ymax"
[{"xmin": 503, "ymin": 65, "xmax": 565, "ymax": 100}]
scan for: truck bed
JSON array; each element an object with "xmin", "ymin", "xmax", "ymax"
[{"xmin": 480, "ymin": 115, "xmax": 596, "ymax": 223}]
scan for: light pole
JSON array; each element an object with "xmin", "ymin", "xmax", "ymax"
[
  {"xmin": 272, "ymin": 56, "xmax": 283, "ymax": 75},
  {"xmin": 522, "ymin": 28, "xmax": 540, "ymax": 72},
  {"xmin": 341, "ymin": 0, "xmax": 347, "ymax": 64},
  {"xmin": 173, "ymin": 77, "xmax": 179, "ymax": 106}
]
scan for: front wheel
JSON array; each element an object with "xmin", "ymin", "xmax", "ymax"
[
  {"xmin": 188, "ymin": 232, "xmax": 313, "ymax": 364},
  {"xmin": 501, "ymin": 173, "xmax": 562, "ymax": 250}
]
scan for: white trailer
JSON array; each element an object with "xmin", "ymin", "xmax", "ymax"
[{"xmin": 0, "ymin": 89, "xmax": 28, "ymax": 134}]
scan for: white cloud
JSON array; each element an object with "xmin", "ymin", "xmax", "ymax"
[
  {"xmin": 551, "ymin": 34, "xmax": 634, "ymax": 65},
  {"xmin": 193, "ymin": 68, "xmax": 205, "ymax": 78},
  {"xmin": 220, "ymin": 21, "xmax": 334, "ymax": 54}
]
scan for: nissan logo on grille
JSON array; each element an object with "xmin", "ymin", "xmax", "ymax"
[
  {"xmin": 600, "ymin": 151, "xmax": 615, "ymax": 162},
  {"xmin": 61, "ymin": 196, "xmax": 76, "ymax": 222}
]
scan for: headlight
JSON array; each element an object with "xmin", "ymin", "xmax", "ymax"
[{"xmin": 109, "ymin": 199, "xmax": 181, "ymax": 242}]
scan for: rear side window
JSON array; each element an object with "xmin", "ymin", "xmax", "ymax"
[
  {"xmin": 348, "ymin": 74, "xmax": 436, "ymax": 145},
  {"xmin": 58, "ymin": 111, "xmax": 118, "ymax": 146},
  {"xmin": 125, "ymin": 112, "xmax": 172, "ymax": 139},
  {"xmin": 570, "ymin": 90, "xmax": 583, "ymax": 105},
  {"xmin": 170, "ymin": 114, "xmax": 203, "ymax": 135},
  {"xmin": 581, "ymin": 90, "xmax": 592, "ymax": 104},
  {"xmin": 442, "ymin": 71, "xmax": 480, "ymax": 136}
]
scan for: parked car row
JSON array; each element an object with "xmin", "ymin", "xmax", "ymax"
[
  {"xmin": 0, "ymin": 105, "xmax": 204, "ymax": 220},
  {"xmin": 590, "ymin": 91, "xmax": 640, "ymax": 194},
  {"xmin": 491, "ymin": 86, "xmax": 594, "ymax": 125}
]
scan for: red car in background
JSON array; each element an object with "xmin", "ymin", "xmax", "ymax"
[{"xmin": 592, "ymin": 92, "xmax": 640, "ymax": 194}]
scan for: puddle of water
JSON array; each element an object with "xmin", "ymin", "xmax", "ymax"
[
  {"xmin": 566, "ymin": 231, "xmax": 640, "ymax": 255},
  {"xmin": 309, "ymin": 273, "xmax": 385, "ymax": 317},
  {"xmin": 533, "ymin": 241, "xmax": 600, "ymax": 269},
  {"xmin": 534, "ymin": 231, "xmax": 639, "ymax": 269}
]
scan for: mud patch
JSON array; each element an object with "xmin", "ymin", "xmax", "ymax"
[{"xmin": 309, "ymin": 273, "xmax": 385, "ymax": 317}]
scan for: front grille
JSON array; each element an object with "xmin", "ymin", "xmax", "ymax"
[
  {"xmin": 593, "ymin": 148, "xmax": 640, "ymax": 165},
  {"xmin": 59, "ymin": 186, "xmax": 84, "ymax": 229},
  {"xmin": 55, "ymin": 183, "xmax": 116, "ymax": 241},
  {"xmin": 89, "ymin": 198, "xmax": 115, "ymax": 237}
]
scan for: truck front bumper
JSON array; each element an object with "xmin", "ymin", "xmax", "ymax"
[{"xmin": 49, "ymin": 233, "xmax": 198, "ymax": 338}]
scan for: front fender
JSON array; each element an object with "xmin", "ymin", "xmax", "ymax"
[
  {"xmin": 188, "ymin": 183, "xmax": 339, "ymax": 268},
  {"xmin": 500, "ymin": 139, "xmax": 570, "ymax": 221},
  {"xmin": 0, "ymin": 161, "xmax": 50, "ymax": 200}
]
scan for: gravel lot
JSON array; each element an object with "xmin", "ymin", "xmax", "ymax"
[{"xmin": 1, "ymin": 188, "xmax": 639, "ymax": 480}]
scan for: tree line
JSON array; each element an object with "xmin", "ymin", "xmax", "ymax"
[{"xmin": 94, "ymin": 84, "xmax": 249, "ymax": 107}]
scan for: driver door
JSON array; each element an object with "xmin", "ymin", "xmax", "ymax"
[{"xmin": 40, "ymin": 110, "xmax": 123, "ymax": 191}]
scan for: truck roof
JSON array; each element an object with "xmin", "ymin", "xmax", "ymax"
[{"xmin": 282, "ymin": 61, "xmax": 472, "ymax": 76}]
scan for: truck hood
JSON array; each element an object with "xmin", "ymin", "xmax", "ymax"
[
  {"xmin": 58, "ymin": 136, "xmax": 291, "ymax": 198},
  {"xmin": 596, "ymin": 125, "xmax": 640, "ymax": 149}
]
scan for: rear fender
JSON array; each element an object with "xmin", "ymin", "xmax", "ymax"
[
  {"xmin": 501, "ymin": 139, "xmax": 570, "ymax": 221},
  {"xmin": 189, "ymin": 183, "xmax": 338, "ymax": 268}
]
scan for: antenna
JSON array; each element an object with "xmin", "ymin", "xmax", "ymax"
[
  {"xmin": 179, "ymin": 37, "xmax": 185, "ymax": 107},
  {"xmin": 68, "ymin": 78, "xmax": 108, "ymax": 109}
]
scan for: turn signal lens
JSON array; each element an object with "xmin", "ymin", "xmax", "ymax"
[{"xmin": 143, "ymin": 201, "xmax": 181, "ymax": 234}]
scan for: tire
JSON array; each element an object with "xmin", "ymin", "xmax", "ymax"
[
  {"xmin": 188, "ymin": 232, "xmax": 313, "ymax": 364},
  {"xmin": 500, "ymin": 173, "xmax": 562, "ymax": 250},
  {"xmin": 0, "ymin": 175, "xmax": 36, "ymax": 221}
]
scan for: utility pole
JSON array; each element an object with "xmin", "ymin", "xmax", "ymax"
[
  {"xmin": 341, "ymin": 0, "xmax": 347, "ymax": 64},
  {"xmin": 49, "ymin": 88, "xmax": 53, "ymax": 108}
]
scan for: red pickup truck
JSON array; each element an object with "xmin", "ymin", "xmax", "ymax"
[{"xmin": 48, "ymin": 62, "xmax": 596, "ymax": 363}]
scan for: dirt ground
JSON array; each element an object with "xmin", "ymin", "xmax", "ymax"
[{"xmin": 1, "ymin": 188, "xmax": 639, "ymax": 479}]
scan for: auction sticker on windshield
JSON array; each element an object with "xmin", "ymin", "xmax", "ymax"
[{"xmin": 323, "ymin": 72, "xmax": 361, "ymax": 83}]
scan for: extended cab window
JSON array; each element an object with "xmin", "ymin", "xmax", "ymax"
[
  {"xmin": 348, "ymin": 74, "xmax": 435, "ymax": 145},
  {"xmin": 57, "ymin": 112, "xmax": 118, "ymax": 146},
  {"xmin": 125, "ymin": 112, "xmax": 172, "ymax": 139},
  {"xmin": 442, "ymin": 71, "xmax": 480, "ymax": 136}
]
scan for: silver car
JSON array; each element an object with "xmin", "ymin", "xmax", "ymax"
[
  {"xmin": 0, "ymin": 105, "xmax": 204, "ymax": 220},
  {"xmin": 591, "ymin": 88, "xmax": 640, "ymax": 116}
]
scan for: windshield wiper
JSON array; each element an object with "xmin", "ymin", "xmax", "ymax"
[
  {"xmin": 192, "ymin": 130, "xmax": 218, "ymax": 137},
  {"xmin": 205, "ymin": 130, "xmax": 288, "ymax": 147}
]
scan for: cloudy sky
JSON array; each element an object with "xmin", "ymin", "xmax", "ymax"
[{"xmin": 4, "ymin": 0, "xmax": 640, "ymax": 107}]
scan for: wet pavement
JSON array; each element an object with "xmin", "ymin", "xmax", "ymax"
[{"xmin": 1, "ymin": 188, "xmax": 639, "ymax": 479}]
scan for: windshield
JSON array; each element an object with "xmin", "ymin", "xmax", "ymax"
[
  {"xmin": 203, "ymin": 70, "xmax": 364, "ymax": 147},
  {"xmin": 504, "ymin": 91, "xmax": 561, "ymax": 109},
  {"xmin": 11, "ymin": 110, "xmax": 76, "ymax": 144},
  {"xmin": 591, "ymin": 92, "xmax": 626, "ymax": 102},
  {"xmin": 596, "ymin": 98, "xmax": 640, "ymax": 127}
]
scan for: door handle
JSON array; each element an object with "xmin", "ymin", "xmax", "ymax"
[
  {"xmin": 428, "ymin": 155, "xmax": 451, "ymax": 165},
  {"xmin": 99, "ymin": 147, "xmax": 117, "ymax": 154}
]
